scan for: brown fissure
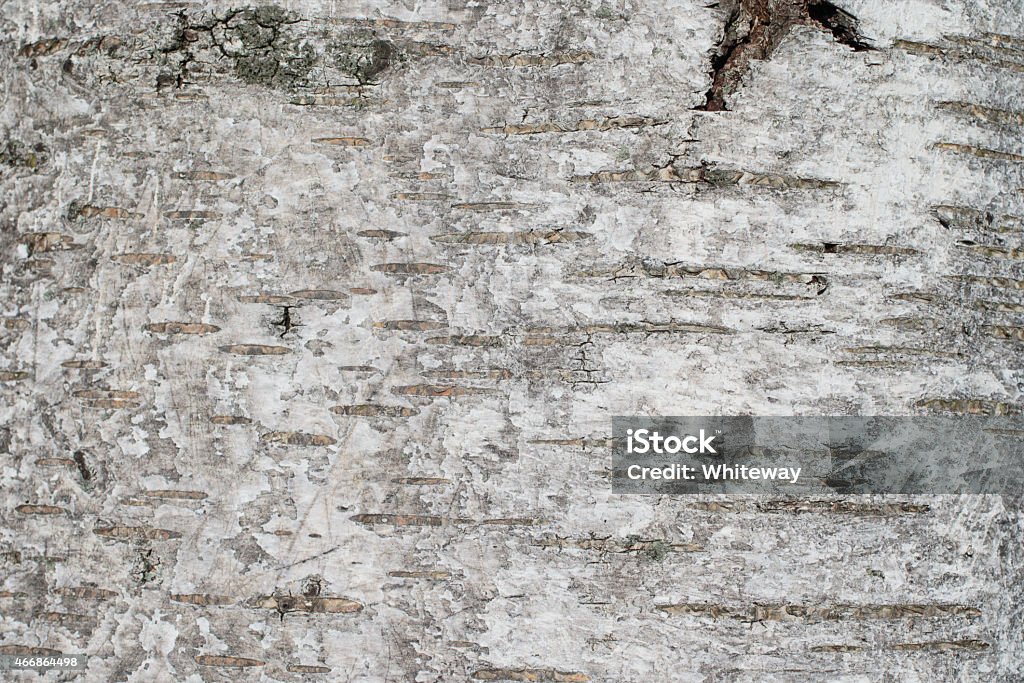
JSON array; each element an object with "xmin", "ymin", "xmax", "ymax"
[{"xmin": 697, "ymin": 0, "xmax": 871, "ymax": 111}]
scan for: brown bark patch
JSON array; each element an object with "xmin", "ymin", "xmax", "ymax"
[{"xmin": 697, "ymin": 0, "xmax": 871, "ymax": 111}]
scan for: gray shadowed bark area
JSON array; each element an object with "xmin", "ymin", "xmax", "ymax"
[{"xmin": 2, "ymin": 0, "xmax": 1024, "ymax": 680}]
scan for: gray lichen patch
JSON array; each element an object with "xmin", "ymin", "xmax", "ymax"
[
  {"xmin": 131, "ymin": 548, "xmax": 161, "ymax": 584},
  {"xmin": 234, "ymin": 46, "xmax": 316, "ymax": 89},
  {"xmin": 158, "ymin": 6, "xmax": 316, "ymax": 90},
  {"xmin": 0, "ymin": 137, "xmax": 49, "ymax": 171},
  {"xmin": 332, "ymin": 34, "xmax": 398, "ymax": 85},
  {"xmin": 228, "ymin": 8, "xmax": 315, "ymax": 88},
  {"xmin": 155, "ymin": 7, "xmax": 403, "ymax": 90}
]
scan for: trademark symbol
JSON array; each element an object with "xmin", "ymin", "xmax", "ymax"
[{"xmin": 715, "ymin": 430, "xmax": 722, "ymax": 435}]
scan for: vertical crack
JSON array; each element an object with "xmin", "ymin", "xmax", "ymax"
[{"xmin": 274, "ymin": 305, "xmax": 299, "ymax": 338}]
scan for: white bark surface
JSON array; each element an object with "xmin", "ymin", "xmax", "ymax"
[{"xmin": 2, "ymin": 0, "xmax": 1023, "ymax": 680}]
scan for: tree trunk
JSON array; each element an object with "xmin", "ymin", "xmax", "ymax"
[{"xmin": 2, "ymin": 0, "xmax": 1022, "ymax": 680}]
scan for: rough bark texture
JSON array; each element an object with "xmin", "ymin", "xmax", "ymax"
[{"xmin": 2, "ymin": 0, "xmax": 1024, "ymax": 681}]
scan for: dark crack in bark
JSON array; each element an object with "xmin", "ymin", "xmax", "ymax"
[
  {"xmin": 274, "ymin": 305, "xmax": 300, "ymax": 338},
  {"xmin": 697, "ymin": 0, "xmax": 872, "ymax": 111}
]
